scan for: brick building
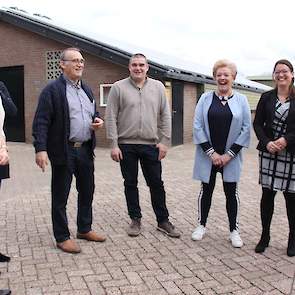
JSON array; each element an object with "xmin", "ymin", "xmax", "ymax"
[{"xmin": 0, "ymin": 8, "xmax": 270, "ymax": 146}]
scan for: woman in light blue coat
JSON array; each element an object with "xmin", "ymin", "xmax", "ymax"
[{"xmin": 192, "ymin": 59, "xmax": 251, "ymax": 248}]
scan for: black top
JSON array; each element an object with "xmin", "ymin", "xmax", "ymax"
[
  {"xmin": 200, "ymin": 93, "xmax": 242, "ymax": 157},
  {"xmin": 208, "ymin": 93, "xmax": 233, "ymax": 154},
  {"xmin": 253, "ymin": 89, "xmax": 295, "ymax": 153}
]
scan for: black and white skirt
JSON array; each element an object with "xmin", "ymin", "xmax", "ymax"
[
  {"xmin": 259, "ymin": 98, "xmax": 295, "ymax": 193},
  {"xmin": 259, "ymin": 150, "xmax": 295, "ymax": 193}
]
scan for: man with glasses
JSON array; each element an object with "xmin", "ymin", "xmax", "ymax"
[
  {"xmin": 105, "ymin": 53, "xmax": 180, "ymax": 238},
  {"xmin": 33, "ymin": 47, "xmax": 106, "ymax": 254}
]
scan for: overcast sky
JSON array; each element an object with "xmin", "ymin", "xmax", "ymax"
[{"xmin": 2, "ymin": 0, "xmax": 295, "ymax": 76}]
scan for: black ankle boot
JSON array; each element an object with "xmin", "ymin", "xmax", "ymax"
[
  {"xmin": 287, "ymin": 233, "xmax": 295, "ymax": 257},
  {"xmin": 0, "ymin": 253, "xmax": 10, "ymax": 263},
  {"xmin": 255, "ymin": 235, "xmax": 270, "ymax": 253}
]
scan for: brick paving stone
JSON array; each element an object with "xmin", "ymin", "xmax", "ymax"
[
  {"xmin": 173, "ymin": 265, "xmax": 194, "ymax": 277},
  {"xmin": 232, "ymin": 287, "xmax": 264, "ymax": 295},
  {"xmin": 26, "ymin": 288, "xmax": 43, "ymax": 295},
  {"xmin": 142, "ymin": 290, "xmax": 168, "ymax": 295},
  {"xmin": 142, "ymin": 276, "xmax": 162, "ymax": 289},
  {"xmin": 160, "ymin": 281, "xmax": 183, "ymax": 294},
  {"xmin": 124, "ymin": 271, "xmax": 143, "ymax": 285},
  {"xmin": 229, "ymin": 275, "xmax": 252, "ymax": 289},
  {"xmin": 193, "ymin": 280, "xmax": 221, "ymax": 290},
  {"xmin": 213, "ymin": 283, "xmax": 242, "ymax": 294},
  {"xmin": 0, "ymin": 278, "xmax": 9, "ymax": 289},
  {"xmin": 177, "ymin": 284, "xmax": 201, "ymax": 295},
  {"xmin": 42, "ymin": 283, "xmax": 73, "ymax": 293},
  {"xmin": 270, "ymin": 278, "xmax": 294, "ymax": 295},
  {"xmin": 25, "ymin": 279, "xmax": 55, "ymax": 289},
  {"xmin": 105, "ymin": 287, "xmax": 122, "ymax": 295},
  {"xmin": 119, "ymin": 283, "xmax": 149, "ymax": 294},
  {"xmin": 193, "ymin": 269, "xmax": 213, "ymax": 281},
  {"xmin": 251, "ymin": 277, "xmax": 276, "ymax": 292},
  {"xmin": 138, "ymin": 269, "xmax": 164, "ymax": 278},
  {"xmin": 210, "ymin": 272, "xmax": 233, "ymax": 285},
  {"xmin": 69, "ymin": 276, "xmax": 88, "ymax": 289},
  {"xmin": 86, "ymin": 282, "xmax": 107, "ymax": 295},
  {"xmin": 85, "ymin": 274, "xmax": 112, "ymax": 282},
  {"xmin": 10, "ymin": 282, "xmax": 26, "ymax": 294},
  {"xmin": 141, "ymin": 258, "xmax": 160, "ymax": 270},
  {"xmin": 102, "ymin": 279, "xmax": 129, "ymax": 288},
  {"xmin": 175, "ymin": 277, "xmax": 202, "ymax": 286},
  {"xmin": 264, "ymin": 291, "xmax": 285, "ymax": 295},
  {"xmin": 60, "ymin": 291, "xmax": 90, "ymax": 295},
  {"xmin": 199, "ymin": 289, "xmax": 217, "ymax": 295},
  {"xmin": 121, "ymin": 264, "xmax": 147, "ymax": 273},
  {"xmin": 156, "ymin": 272, "xmax": 183, "ymax": 282},
  {"xmin": 0, "ymin": 141, "xmax": 294, "ymax": 295}
]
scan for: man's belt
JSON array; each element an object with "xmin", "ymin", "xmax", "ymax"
[{"xmin": 69, "ymin": 140, "xmax": 90, "ymax": 148}]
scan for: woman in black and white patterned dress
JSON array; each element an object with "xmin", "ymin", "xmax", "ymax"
[{"xmin": 253, "ymin": 59, "xmax": 295, "ymax": 257}]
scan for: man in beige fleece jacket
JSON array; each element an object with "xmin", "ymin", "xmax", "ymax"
[{"xmin": 105, "ymin": 53, "xmax": 180, "ymax": 238}]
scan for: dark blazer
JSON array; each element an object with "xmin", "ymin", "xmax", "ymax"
[
  {"xmin": 0, "ymin": 82, "xmax": 15, "ymax": 180},
  {"xmin": 32, "ymin": 74, "xmax": 100, "ymax": 165},
  {"xmin": 0, "ymin": 81, "xmax": 17, "ymax": 117},
  {"xmin": 253, "ymin": 89, "xmax": 295, "ymax": 153}
]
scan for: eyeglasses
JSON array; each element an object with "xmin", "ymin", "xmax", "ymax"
[
  {"xmin": 274, "ymin": 69, "xmax": 290, "ymax": 76},
  {"xmin": 62, "ymin": 58, "xmax": 85, "ymax": 64}
]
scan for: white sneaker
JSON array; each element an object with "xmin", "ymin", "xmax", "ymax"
[
  {"xmin": 191, "ymin": 225, "xmax": 206, "ymax": 241},
  {"xmin": 229, "ymin": 230, "xmax": 243, "ymax": 248}
]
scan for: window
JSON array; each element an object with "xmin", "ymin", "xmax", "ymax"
[{"xmin": 100, "ymin": 84, "xmax": 112, "ymax": 106}]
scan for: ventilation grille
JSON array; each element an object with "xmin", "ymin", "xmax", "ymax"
[{"xmin": 46, "ymin": 50, "xmax": 62, "ymax": 80}]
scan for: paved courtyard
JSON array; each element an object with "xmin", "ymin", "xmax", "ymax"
[{"xmin": 0, "ymin": 139, "xmax": 294, "ymax": 295}]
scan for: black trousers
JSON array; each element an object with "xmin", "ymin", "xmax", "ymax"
[
  {"xmin": 51, "ymin": 144, "xmax": 94, "ymax": 242},
  {"xmin": 198, "ymin": 166, "xmax": 239, "ymax": 232},
  {"xmin": 0, "ymin": 165, "xmax": 9, "ymax": 188},
  {"xmin": 259, "ymin": 187, "xmax": 295, "ymax": 237},
  {"xmin": 119, "ymin": 144, "xmax": 169, "ymax": 223}
]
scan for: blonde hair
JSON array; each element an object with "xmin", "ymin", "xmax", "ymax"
[{"xmin": 212, "ymin": 59, "xmax": 237, "ymax": 78}]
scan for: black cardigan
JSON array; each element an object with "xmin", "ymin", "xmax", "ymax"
[
  {"xmin": 32, "ymin": 75, "xmax": 99, "ymax": 165},
  {"xmin": 253, "ymin": 89, "xmax": 295, "ymax": 153},
  {"xmin": 0, "ymin": 81, "xmax": 17, "ymax": 117}
]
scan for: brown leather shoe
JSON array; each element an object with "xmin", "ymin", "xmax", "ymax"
[
  {"xmin": 56, "ymin": 239, "xmax": 81, "ymax": 254},
  {"xmin": 77, "ymin": 230, "xmax": 106, "ymax": 242}
]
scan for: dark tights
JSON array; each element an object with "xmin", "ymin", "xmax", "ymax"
[{"xmin": 260, "ymin": 187, "xmax": 295, "ymax": 237}]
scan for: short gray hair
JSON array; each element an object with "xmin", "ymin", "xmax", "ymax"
[{"xmin": 60, "ymin": 47, "xmax": 81, "ymax": 61}]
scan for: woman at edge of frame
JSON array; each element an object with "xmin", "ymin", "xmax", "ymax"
[{"xmin": 253, "ymin": 59, "xmax": 295, "ymax": 257}]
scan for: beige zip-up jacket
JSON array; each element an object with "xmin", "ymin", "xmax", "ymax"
[{"xmin": 105, "ymin": 77, "xmax": 171, "ymax": 148}]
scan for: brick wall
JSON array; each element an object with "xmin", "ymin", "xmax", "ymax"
[
  {"xmin": 183, "ymin": 83, "xmax": 197, "ymax": 143},
  {"xmin": 0, "ymin": 21, "xmax": 129, "ymax": 147}
]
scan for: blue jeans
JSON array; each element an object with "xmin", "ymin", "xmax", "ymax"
[
  {"xmin": 119, "ymin": 144, "xmax": 169, "ymax": 223},
  {"xmin": 51, "ymin": 143, "xmax": 94, "ymax": 242}
]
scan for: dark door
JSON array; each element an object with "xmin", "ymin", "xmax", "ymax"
[
  {"xmin": 0, "ymin": 66, "xmax": 25, "ymax": 142},
  {"xmin": 171, "ymin": 81, "xmax": 184, "ymax": 146}
]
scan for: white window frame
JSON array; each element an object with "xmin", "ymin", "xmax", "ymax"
[{"xmin": 99, "ymin": 84, "xmax": 113, "ymax": 106}]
